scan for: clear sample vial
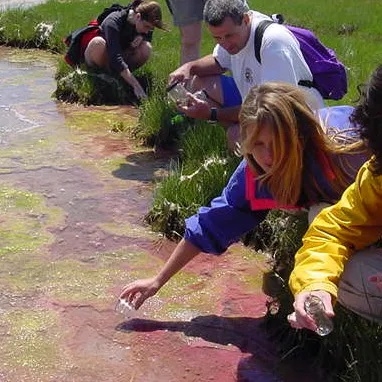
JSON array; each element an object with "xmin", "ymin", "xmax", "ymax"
[
  {"xmin": 115, "ymin": 298, "xmax": 138, "ymax": 319},
  {"xmin": 166, "ymin": 82, "xmax": 208, "ymax": 106},
  {"xmin": 304, "ymin": 294, "xmax": 334, "ymax": 336},
  {"xmin": 192, "ymin": 89, "xmax": 208, "ymax": 101},
  {"xmin": 166, "ymin": 81, "xmax": 189, "ymax": 106}
]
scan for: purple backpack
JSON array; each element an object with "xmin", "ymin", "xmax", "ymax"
[{"xmin": 254, "ymin": 19, "xmax": 348, "ymax": 100}]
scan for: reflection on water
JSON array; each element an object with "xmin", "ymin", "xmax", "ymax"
[
  {"xmin": 0, "ymin": 105, "xmax": 38, "ymax": 136},
  {"xmin": 0, "ymin": 0, "xmax": 44, "ymax": 10},
  {"xmin": 0, "ymin": 51, "xmax": 60, "ymax": 145}
]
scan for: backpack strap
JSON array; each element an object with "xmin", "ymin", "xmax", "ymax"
[
  {"xmin": 254, "ymin": 19, "xmax": 315, "ymax": 90},
  {"xmin": 254, "ymin": 20, "xmax": 275, "ymax": 64}
]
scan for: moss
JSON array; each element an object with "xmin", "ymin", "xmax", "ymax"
[
  {"xmin": 63, "ymin": 108, "xmax": 137, "ymax": 133},
  {"xmin": 0, "ymin": 310, "xmax": 60, "ymax": 373},
  {"xmin": 42, "ymin": 250, "xmax": 162, "ymax": 303},
  {"xmin": 0, "ymin": 255, "xmax": 51, "ymax": 293},
  {"xmin": 0, "ymin": 186, "xmax": 64, "ymax": 258},
  {"xmin": 152, "ymin": 271, "xmax": 216, "ymax": 319},
  {"xmin": 0, "ymin": 138, "xmax": 62, "ymax": 171},
  {"xmin": 99, "ymin": 221, "xmax": 158, "ymax": 240}
]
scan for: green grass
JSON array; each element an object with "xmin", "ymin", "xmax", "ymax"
[{"xmin": 145, "ymin": 122, "xmax": 241, "ymax": 239}]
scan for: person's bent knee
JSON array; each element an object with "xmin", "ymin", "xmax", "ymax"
[
  {"xmin": 84, "ymin": 36, "xmax": 108, "ymax": 68},
  {"xmin": 180, "ymin": 23, "xmax": 202, "ymax": 46},
  {"xmin": 126, "ymin": 41, "xmax": 152, "ymax": 71},
  {"xmin": 338, "ymin": 247, "xmax": 382, "ymax": 323},
  {"xmin": 188, "ymin": 74, "xmax": 224, "ymax": 107},
  {"xmin": 138, "ymin": 41, "xmax": 152, "ymax": 63}
]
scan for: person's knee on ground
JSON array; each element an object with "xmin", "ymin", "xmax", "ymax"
[
  {"xmin": 180, "ymin": 22, "xmax": 202, "ymax": 64},
  {"xmin": 84, "ymin": 36, "xmax": 108, "ymax": 68},
  {"xmin": 338, "ymin": 247, "xmax": 382, "ymax": 323},
  {"xmin": 125, "ymin": 41, "xmax": 152, "ymax": 71},
  {"xmin": 188, "ymin": 74, "xmax": 224, "ymax": 107}
]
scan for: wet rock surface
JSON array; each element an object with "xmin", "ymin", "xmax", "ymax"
[{"xmin": 0, "ymin": 48, "xmax": 320, "ymax": 381}]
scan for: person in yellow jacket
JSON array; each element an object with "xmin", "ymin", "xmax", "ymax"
[{"xmin": 288, "ymin": 64, "xmax": 382, "ymax": 332}]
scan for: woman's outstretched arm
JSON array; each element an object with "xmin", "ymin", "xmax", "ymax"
[{"xmin": 119, "ymin": 238, "xmax": 200, "ymax": 309}]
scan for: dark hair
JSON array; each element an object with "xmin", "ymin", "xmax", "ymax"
[
  {"xmin": 351, "ymin": 65, "xmax": 382, "ymax": 174},
  {"xmin": 133, "ymin": 0, "xmax": 165, "ymax": 30},
  {"xmin": 203, "ymin": 0, "xmax": 248, "ymax": 26}
]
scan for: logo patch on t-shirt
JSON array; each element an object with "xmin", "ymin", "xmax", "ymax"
[{"xmin": 245, "ymin": 67, "xmax": 254, "ymax": 84}]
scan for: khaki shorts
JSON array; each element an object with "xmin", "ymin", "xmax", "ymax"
[
  {"xmin": 166, "ymin": 0, "xmax": 206, "ymax": 26},
  {"xmin": 166, "ymin": 0, "xmax": 249, "ymax": 26},
  {"xmin": 338, "ymin": 246, "xmax": 382, "ymax": 323}
]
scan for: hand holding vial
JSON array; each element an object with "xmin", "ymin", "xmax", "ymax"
[
  {"xmin": 304, "ymin": 294, "xmax": 334, "ymax": 336},
  {"xmin": 115, "ymin": 298, "xmax": 139, "ymax": 320},
  {"xmin": 288, "ymin": 291, "xmax": 334, "ymax": 336}
]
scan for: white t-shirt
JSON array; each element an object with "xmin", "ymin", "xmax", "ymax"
[{"xmin": 213, "ymin": 11, "xmax": 325, "ymax": 109}]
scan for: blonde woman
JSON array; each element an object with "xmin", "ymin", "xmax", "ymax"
[{"xmin": 119, "ymin": 82, "xmax": 369, "ymax": 310}]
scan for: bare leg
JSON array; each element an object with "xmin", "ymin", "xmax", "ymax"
[
  {"xmin": 179, "ymin": 22, "xmax": 202, "ymax": 64},
  {"xmin": 124, "ymin": 41, "xmax": 152, "ymax": 71},
  {"xmin": 84, "ymin": 36, "xmax": 108, "ymax": 68},
  {"xmin": 85, "ymin": 38, "xmax": 151, "ymax": 72},
  {"xmin": 188, "ymin": 74, "xmax": 241, "ymax": 153},
  {"xmin": 188, "ymin": 74, "xmax": 224, "ymax": 107}
]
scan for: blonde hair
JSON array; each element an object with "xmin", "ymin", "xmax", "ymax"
[{"xmin": 239, "ymin": 82, "xmax": 366, "ymax": 205}]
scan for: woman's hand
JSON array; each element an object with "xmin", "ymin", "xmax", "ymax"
[
  {"xmin": 119, "ymin": 277, "xmax": 161, "ymax": 310},
  {"xmin": 288, "ymin": 290, "xmax": 334, "ymax": 332},
  {"xmin": 130, "ymin": 35, "xmax": 143, "ymax": 49},
  {"xmin": 119, "ymin": 239, "xmax": 201, "ymax": 310}
]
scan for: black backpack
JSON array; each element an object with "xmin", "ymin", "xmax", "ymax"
[
  {"xmin": 64, "ymin": 24, "xmax": 99, "ymax": 67},
  {"xmin": 96, "ymin": 3, "xmax": 133, "ymax": 25}
]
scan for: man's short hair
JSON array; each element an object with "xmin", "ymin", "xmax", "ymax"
[{"xmin": 203, "ymin": 0, "xmax": 248, "ymax": 26}]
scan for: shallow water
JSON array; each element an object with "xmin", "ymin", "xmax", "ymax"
[
  {"xmin": 0, "ymin": 47, "xmax": 324, "ymax": 382},
  {"xmin": 0, "ymin": 0, "xmax": 44, "ymax": 10},
  {"xmin": 0, "ymin": 49, "xmax": 60, "ymax": 146}
]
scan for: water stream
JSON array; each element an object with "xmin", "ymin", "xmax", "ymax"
[
  {"xmin": 0, "ymin": 47, "xmax": 323, "ymax": 382},
  {"xmin": 0, "ymin": 48, "xmax": 61, "ymax": 146},
  {"xmin": 0, "ymin": 0, "xmax": 44, "ymax": 11}
]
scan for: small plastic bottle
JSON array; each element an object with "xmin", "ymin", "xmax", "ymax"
[
  {"xmin": 304, "ymin": 295, "xmax": 334, "ymax": 336},
  {"xmin": 167, "ymin": 82, "xmax": 208, "ymax": 106},
  {"xmin": 166, "ymin": 81, "xmax": 189, "ymax": 106},
  {"xmin": 192, "ymin": 89, "xmax": 208, "ymax": 101},
  {"xmin": 115, "ymin": 298, "xmax": 138, "ymax": 319}
]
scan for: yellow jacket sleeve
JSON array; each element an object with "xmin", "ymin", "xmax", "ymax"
[{"xmin": 289, "ymin": 160, "xmax": 382, "ymax": 298}]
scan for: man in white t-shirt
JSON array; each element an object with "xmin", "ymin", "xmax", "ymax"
[{"xmin": 168, "ymin": 0, "xmax": 324, "ymax": 148}]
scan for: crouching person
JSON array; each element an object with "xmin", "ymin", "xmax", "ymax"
[
  {"xmin": 84, "ymin": 0, "xmax": 166, "ymax": 100},
  {"xmin": 118, "ymin": 82, "xmax": 368, "ymax": 312},
  {"xmin": 289, "ymin": 65, "xmax": 382, "ymax": 331}
]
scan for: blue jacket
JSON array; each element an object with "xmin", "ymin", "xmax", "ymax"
[{"xmin": 184, "ymin": 106, "xmax": 368, "ymax": 255}]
